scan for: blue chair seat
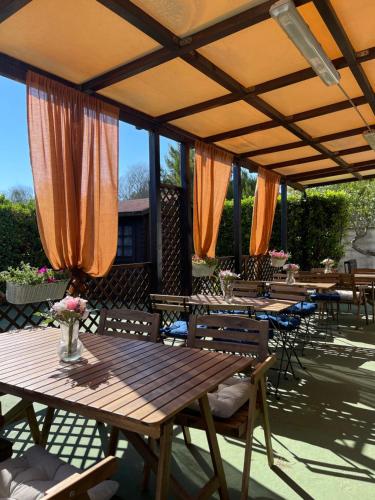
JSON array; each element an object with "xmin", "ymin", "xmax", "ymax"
[
  {"xmin": 286, "ymin": 301, "xmax": 317, "ymax": 316},
  {"xmin": 256, "ymin": 313, "xmax": 301, "ymax": 331},
  {"xmin": 161, "ymin": 320, "xmax": 188, "ymax": 339},
  {"xmin": 310, "ymin": 292, "xmax": 340, "ymax": 301}
]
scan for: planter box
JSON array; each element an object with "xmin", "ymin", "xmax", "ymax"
[
  {"xmin": 6, "ymin": 279, "xmax": 70, "ymax": 305},
  {"xmin": 270, "ymin": 257, "xmax": 287, "ymax": 268},
  {"xmin": 192, "ymin": 262, "xmax": 216, "ymax": 278}
]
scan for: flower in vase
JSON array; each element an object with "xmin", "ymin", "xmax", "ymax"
[{"xmin": 283, "ymin": 263, "xmax": 300, "ymax": 272}]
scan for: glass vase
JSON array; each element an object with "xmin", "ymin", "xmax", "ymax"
[
  {"xmin": 285, "ymin": 270, "xmax": 296, "ymax": 285},
  {"xmin": 220, "ymin": 278, "xmax": 233, "ymax": 302},
  {"xmin": 324, "ymin": 264, "xmax": 333, "ymax": 274},
  {"xmin": 57, "ymin": 321, "xmax": 83, "ymax": 362}
]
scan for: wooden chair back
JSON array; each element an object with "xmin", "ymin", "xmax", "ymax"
[
  {"xmin": 187, "ymin": 314, "xmax": 269, "ymax": 361},
  {"xmin": 272, "ymin": 273, "xmax": 286, "ymax": 281},
  {"xmin": 268, "ymin": 283, "xmax": 309, "ymax": 302},
  {"xmin": 44, "ymin": 456, "xmax": 117, "ymax": 500},
  {"xmin": 150, "ymin": 293, "xmax": 189, "ymax": 314},
  {"xmin": 97, "ymin": 308, "xmax": 160, "ymax": 342},
  {"xmin": 344, "ymin": 259, "xmax": 357, "ymax": 273},
  {"xmin": 232, "ymin": 280, "xmax": 263, "ymax": 298},
  {"xmin": 296, "ymin": 271, "xmax": 341, "ymax": 284},
  {"xmin": 355, "ymin": 268, "xmax": 375, "ymax": 274}
]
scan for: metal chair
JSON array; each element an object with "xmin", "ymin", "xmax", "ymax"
[{"xmin": 149, "ymin": 294, "xmax": 190, "ymax": 345}]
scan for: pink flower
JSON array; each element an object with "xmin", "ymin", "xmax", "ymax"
[
  {"xmin": 65, "ymin": 297, "xmax": 80, "ymax": 311},
  {"xmin": 38, "ymin": 266, "xmax": 48, "ymax": 274}
]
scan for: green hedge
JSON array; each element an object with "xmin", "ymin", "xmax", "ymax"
[
  {"xmin": 0, "ymin": 195, "xmax": 46, "ymax": 272},
  {"xmin": 217, "ymin": 190, "xmax": 350, "ymax": 270}
]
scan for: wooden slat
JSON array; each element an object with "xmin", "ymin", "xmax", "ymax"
[{"xmin": 0, "ymin": 328, "xmax": 251, "ymax": 432}]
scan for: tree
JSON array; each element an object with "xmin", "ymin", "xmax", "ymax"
[
  {"xmin": 118, "ymin": 163, "xmax": 149, "ymax": 200},
  {"xmin": 161, "ymin": 144, "xmax": 194, "ymax": 185},
  {"xmin": 311, "ymin": 180, "xmax": 375, "ymax": 256},
  {"xmin": 226, "ymin": 170, "xmax": 257, "ymax": 200},
  {"xmin": 6, "ymin": 185, "xmax": 34, "ymax": 204}
]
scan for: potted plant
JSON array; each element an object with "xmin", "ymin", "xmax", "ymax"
[
  {"xmin": 283, "ymin": 263, "xmax": 300, "ymax": 284},
  {"xmin": 192, "ymin": 255, "xmax": 218, "ymax": 278},
  {"xmin": 321, "ymin": 258, "xmax": 335, "ymax": 274},
  {"xmin": 0, "ymin": 262, "xmax": 70, "ymax": 305},
  {"xmin": 269, "ymin": 249, "xmax": 290, "ymax": 268}
]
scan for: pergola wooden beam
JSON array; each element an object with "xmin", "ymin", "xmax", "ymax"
[
  {"xmin": 204, "ymin": 96, "xmax": 367, "ymax": 143},
  {"xmin": 240, "ymin": 125, "xmax": 374, "ymax": 158},
  {"xmin": 264, "ymin": 144, "xmax": 372, "ymax": 170},
  {"xmin": 157, "ymin": 47, "xmax": 375, "ymax": 123},
  {"xmin": 0, "ymin": 0, "xmax": 31, "ymax": 23},
  {"xmin": 313, "ymin": 0, "xmax": 375, "ymax": 116},
  {"xmin": 305, "ymin": 174, "xmax": 375, "ymax": 188},
  {"xmin": 83, "ymin": 0, "xmax": 309, "ymax": 92},
  {"xmin": 289, "ymin": 159, "xmax": 375, "ymax": 182}
]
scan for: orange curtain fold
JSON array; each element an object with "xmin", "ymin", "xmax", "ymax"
[
  {"xmin": 193, "ymin": 141, "xmax": 233, "ymax": 258},
  {"xmin": 250, "ymin": 167, "xmax": 281, "ymax": 256},
  {"xmin": 27, "ymin": 71, "xmax": 119, "ymax": 277}
]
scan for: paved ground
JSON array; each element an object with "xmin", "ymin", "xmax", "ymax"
[{"xmin": 1, "ymin": 311, "xmax": 374, "ymax": 499}]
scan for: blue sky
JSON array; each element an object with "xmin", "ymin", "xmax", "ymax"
[{"xmin": 0, "ymin": 76, "xmax": 175, "ymax": 193}]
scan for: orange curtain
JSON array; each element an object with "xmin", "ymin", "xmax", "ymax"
[
  {"xmin": 27, "ymin": 71, "xmax": 119, "ymax": 277},
  {"xmin": 193, "ymin": 141, "xmax": 233, "ymax": 258},
  {"xmin": 250, "ymin": 167, "xmax": 281, "ymax": 256}
]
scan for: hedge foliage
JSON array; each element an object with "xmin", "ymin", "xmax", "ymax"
[
  {"xmin": 0, "ymin": 190, "xmax": 350, "ymax": 274},
  {"xmin": 217, "ymin": 190, "xmax": 350, "ymax": 270},
  {"xmin": 0, "ymin": 195, "xmax": 45, "ymax": 272}
]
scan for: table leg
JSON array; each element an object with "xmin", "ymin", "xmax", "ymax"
[
  {"xmin": 198, "ymin": 395, "xmax": 229, "ymax": 500},
  {"xmin": 40, "ymin": 406, "xmax": 55, "ymax": 448},
  {"xmin": 155, "ymin": 419, "xmax": 173, "ymax": 500},
  {"xmin": 24, "ymin": 404, "xmax": 40, "ymax": 445}
]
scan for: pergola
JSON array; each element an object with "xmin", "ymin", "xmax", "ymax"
[{"xmin": 1, "ymin": 0, "xmax": 375, "ymax": 290}]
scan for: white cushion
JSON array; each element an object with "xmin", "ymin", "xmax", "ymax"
[
  {"xmin": 337, "ymin": 290, "xmax": 355, "ymax": 301},
  {"xmin": 189, "ymin": 376, "xmax": 250, "ymax": 419},
  {"xmin": 0, "ymin": 446, "xmax": 118, "ymax": 500}
]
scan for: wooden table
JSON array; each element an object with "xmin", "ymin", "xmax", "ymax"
[
  {"xmin": 0, "ymin": 327, "xmax": 254, "ymax": 500},
  {"xmin": 188, "ymin": 294, "xmax": 297, "ymax": 312},
  {"xmin": 269, "ymin": 281, "xmax": 337, "ymax": 290}
]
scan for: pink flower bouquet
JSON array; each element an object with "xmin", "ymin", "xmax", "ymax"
[{"xmin": 269, "ymin": 250, "xmax": 290, "ymax": 267}]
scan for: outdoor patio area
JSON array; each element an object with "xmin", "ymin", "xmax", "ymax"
[
  {"xmin": 1, "ymin": 314, "xmax": 374, "ymax": 500},
  {"xmin": 1, "ymin": 1, "xmax": 375, "ymax": 499}
]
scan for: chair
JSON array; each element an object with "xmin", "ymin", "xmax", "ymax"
[
  {"xmin": 149, "ymin": 294, "xmax": 190, "ymax": 344},
  {"xmin": 344, "ymin": 259, "xmax": 357, "ymax": 273},
  {"xmin": 0, "ymin": 405, "xmax": 118, "ymax": 500},
  {"xmin": 97, "ymin": 307, "xmax": 160, "ymax": 342},
  {"xmin": 337, "ymin": 274, "xmax": 370, "ymax": 323},
  {"xmin": 256, "ymin": 284, "xmax": 307, "ymax": 393},
  {"xmin": 176, "ymin": 314, "xmax": 275, "ymax": 500},
  {"xmin": 97, "ymin": 308, "xmax": 160, "ymax": 454},
  {"xmin": 0, "ymin": 446, "xmax": 118, "ymax": 499},
  {"xmin": 232, "ymin": 280, "xmax": 263, "ymax": 297}
]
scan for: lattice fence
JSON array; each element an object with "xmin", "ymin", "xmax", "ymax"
[
  {"xmin": 0, "ymin": 263, "xmax": 151, "ymax": 333},
  {"xmin": 161, "ymin": 184, "xmax": 183, "ymax": 295},
  {"xmin": 193, "ymin": 255, "xmax": 275, "ymax": 294}
]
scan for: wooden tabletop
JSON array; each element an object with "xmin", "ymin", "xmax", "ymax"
[
  {"xmin": 270, "ymin": 281, "xmax": 337, "ymax": 290},
  {"xmin": 0, "ymin": 328, "xmax": 253, "ymax": 438},
  {"xmin": 188, "ymin": 294, "xmax": 297, "ymax": 312}
]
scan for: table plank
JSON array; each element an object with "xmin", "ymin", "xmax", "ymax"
[{"xmin": 270, "ymin": 281, "xmax": 336, "ymax": 290}]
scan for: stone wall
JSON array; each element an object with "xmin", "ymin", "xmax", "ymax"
[{"xmin": 339, "ymin": 228, "xmax": 375, "ymax": 269}]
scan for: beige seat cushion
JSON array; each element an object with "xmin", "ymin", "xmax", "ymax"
[
  {"xmin": 189, "ymin": 376, "xmax": 250, "ymax": 419},
  {"xmin": 0, "ymin": 446, "xmax": 118, "ymax": 500}
]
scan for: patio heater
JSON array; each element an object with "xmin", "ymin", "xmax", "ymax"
[{"xmin": 270, "ymin": 0, "xmax": 375, "ymax": 152}]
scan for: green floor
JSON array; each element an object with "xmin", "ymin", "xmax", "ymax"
[{"xmin": 1, "ymin": 313, "xmax": 374, "ymax": 499}]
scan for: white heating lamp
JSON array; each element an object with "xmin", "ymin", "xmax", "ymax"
[
  {"xmin": 270, "ymin": 0, "xmax": 341, "ymax": 86},
  {"xmin": 363, "ymin": 130, "xmax": 375, "ymax": 151}
]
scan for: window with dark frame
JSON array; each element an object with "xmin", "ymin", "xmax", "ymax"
[{"xmin": 117, "ymin": 224, "xmax": 133, "ymax": 258}]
